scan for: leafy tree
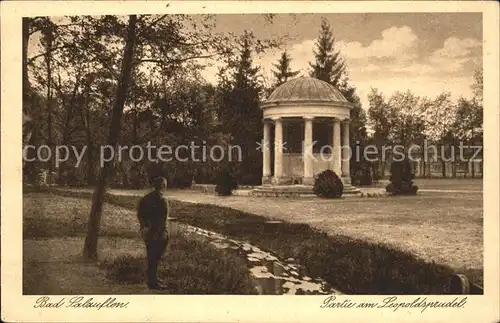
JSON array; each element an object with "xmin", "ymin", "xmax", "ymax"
[
  {"xmin": 217, "ymin": 31, "xmax": 265, "ymax": 184},
  {"xmin": 454, "ymin": 97, "xmax": 482, "ymax": 143},
  {"xmin": 72, "ymin": 14, "xmax": 236, "ymax": 259},
  {"xmin": 471, "ymin": 67, "xmax": 483, "ymax": 105},
  {"xmin": 367, "ymin": 89, "xmax": 426, "ymax": 177},
  {"xmin": 308, "ymin": 18, "xmax": 369, "ymax": 181},
  {"xmin": 387, "ymin": 91, "xmax": 426, "ymax": 147},
  {"xmin": 23, "ymin": 17, "xmax": 56, "ymax": 180},
  {"xmin": 24, "ymin": 14, "xmax": 279, "ymax": 258},
  {"xmin": 40, "ymin": 21, "xmax": 57, "ymax": 168},
  {"xmin": 338, "ymin": 78, "xmax": 368, "ymax": 178},
  {"xmin": 367, "ymin": 88, "xmax": 397, "ymax": 177},
  {"xmin": 271, "ymin": 50, "xmax": 300, "ymax": 87},
  {"xmin": 83, "ymin": 15, "xmax": 138, "ymax": 260},
  {"xmin": 337, "ymin": 76, "xmax": 368, "ymax": 134},
  {"xmin": 420, "ymin": 92, "xmax": 456, "ymax": 177},
  {"xmin": 421, "ymin": 92, "xmax": 455, "ymax": 143},
  {"xmin": 454, "ymin": 97, "xmax": 482, "ymax": 178},
  {"xmin": 453, "ymin": 69, "xmax": 483, "ymax": 178}
]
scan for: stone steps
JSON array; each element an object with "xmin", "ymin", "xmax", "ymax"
[{"xmin": 251, "ymin": 184, "xmax": 361, "ymax": 198}]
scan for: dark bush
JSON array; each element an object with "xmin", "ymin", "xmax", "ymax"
[
  {"xmin": 353, "ymin": 165, "xmax": 373, "ymax": 186},
  {"xmin": 238, "ymin": 173, "xmax": 261, "ymax": 186},
  {"xmin": 215, "ymin": 169, "xmax": 237, "ymax": 196},
  {"xmin": 359, "ymin": 168, "xmax": 373, "ymax": 186},
  {"xmin": 129, "ymin": 165, "xmax": 144, "ymax": 189},
  {"xmin": 169, "ymin": 174, "xmax": 194, "ymax": 189},
  {"xmin": 313, "ymin": 170, "xmax": 343, "ymax": 198},
  {"xmin": 386, "ymin": 158, "xmax": 418, "ymax": 195},
  {"xmin": 165, "ymin": 169, "xmax": 194, "ymax": 189}
]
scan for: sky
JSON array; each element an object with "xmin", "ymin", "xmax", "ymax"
[
  {"xmin": 28, "ymin": 13, "xmax": 482, "ymax": 111},
  {"xmin": 196, "ymin": 13, "xmax": 483, "ymax": 109}
]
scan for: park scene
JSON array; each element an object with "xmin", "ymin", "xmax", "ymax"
[{"xmin": 21, "ymin": 13, "xmax": 483, "ymax": 295}]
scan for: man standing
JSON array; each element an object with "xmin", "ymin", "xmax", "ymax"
[{"xmin": 137, "ymin": 176, "xmax": 169, "ymax": 289}]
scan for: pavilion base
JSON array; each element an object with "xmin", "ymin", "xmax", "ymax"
[
  {"xmin": 302, "ymin": 177, "xmax": 315, "ymax": 185},
  {"xmin": 253, "ymin": 177, "xmax": 360, "ymax": 197},
  {"xmin": 270, "ymin": 176, "xmax": 295, "ymax": 185},
  {"xmin": 262, "ymin": 176, "xmax": 272, "ymax": 185}
]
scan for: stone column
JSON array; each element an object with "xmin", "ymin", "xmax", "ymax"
[
  {"xmin": 262, "ymin": 120, "xmax": 271, "ymax": 184},
  {"xmin": 332, "ymin": 118, "xmax": 341, "ymax": 176},
  {"xmin": 303, "ymin": 116, "xmax": 314, "ymax": 185},
  {"xmin": 341, "ymin": 120, "xmax": 350, "ymax": 179},
  {"xmin": 273, "ymin": 117, "xmax": 283, "ymax": 184}
]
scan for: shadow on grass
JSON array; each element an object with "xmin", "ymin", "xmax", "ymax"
[
  {"xmin": 23, "ymin": 189, "xmax": 258, "ymax": 295},
  {"xmin": 30, "ymin": 187, "xmax": 482, "ymax": 294},
  {"xmin": 24, "ymin": 211, "xmax": 139, "ymax": 239},
  {"xmin": 100, "ymin": 235, "xmax": 257, "ymax": 294}
]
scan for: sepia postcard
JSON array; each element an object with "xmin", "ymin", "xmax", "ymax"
[{"xmin": 1, "ymin": 1, "xmax": 499, "ymax": 322}]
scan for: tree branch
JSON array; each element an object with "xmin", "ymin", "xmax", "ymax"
[
  {"xmin": 139, "ymin": 53, "xmax": 218, "ymax": 66},
  {"xmin": 27, "ymin": 44, "xmax": 74, "ymax": 65},
  {"xmin": 137, "ymin": 14, "xmax": 169, "ymax": 38}
]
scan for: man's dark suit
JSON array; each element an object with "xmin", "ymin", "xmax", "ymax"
[{"xmin": 137, "ymin": 191, "xmax": 169, "ymax": 288}]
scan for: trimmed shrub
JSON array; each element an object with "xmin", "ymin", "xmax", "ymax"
[
  {"xmin": 215, "ymin": 169, "xmax": 237, "ymax": 196},
  {"xmin": 313, "ymin": 170, "xmax": 343, "ymax": 198},
  {"xmin": 238, "ymin": 173, "xmax": 261, "ymax": 186},
  {"xmin": 359, "ymin": 168, "xmax": 373, "ymax": 186},
  {"xmin": 386, "ymin": 158, "xmax": 418, "ymax": 195},
  {"xmin": 353, "ymin": 165, "xmax": 373, "ymax": 186}
]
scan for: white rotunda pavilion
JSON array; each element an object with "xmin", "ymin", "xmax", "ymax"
[{"xmin": 260, "ymin": 77, "xmax": 355, "ymax": 190}]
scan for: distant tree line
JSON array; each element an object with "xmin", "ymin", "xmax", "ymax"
[
  {"xmin": 367, "ymin": 68, "xmax": 483, "ymax": 178},
  {"xmin": 23, "ymin": 15, "xmax": 482, "ymax": 189}
]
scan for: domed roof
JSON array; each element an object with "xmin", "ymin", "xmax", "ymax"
[{"xmin": 264, "ymin": 77, "xmax": 349, "ymax": 105}]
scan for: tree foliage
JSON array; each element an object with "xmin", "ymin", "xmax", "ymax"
[
  {"xmin": 23, "ymin": 15, "xmax": 283, "ymax": 259},
  {"xmin": 309, "ymin": 18, "xmax": 346, "ymax": 87},
  {"xmin": 308, "ymin": 18, "xmax": 368, "ymax": 179},
  {"xmin": 271, "ymin": 50, "xmax": 300, "ymax": 88},
  {"xmin": 217, "ymin": 31, "xmax": 272, "ymax": 185}
]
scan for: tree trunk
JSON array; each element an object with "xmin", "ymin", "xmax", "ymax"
[
  {"xmin": 62, "ymin": 75, "xmax": 81, "ymax": 144},
  {"xmin": 23, "ymin": 18, "xmax": 32, "ymax": 169},
  {"xmin": 22, "ymin": 18, "xmax": 31, "ymax": 115},
  {"xmin": 83, "ymin": 15, "xmax": 138, "ymax": 260},
  {"xmin": 133, "ymin": 109, "xmax": 138, "ymax": 145},
  {"xmin": 83, "ymin": 84, "xmax": 95, "ymax": 185},
  {"xmin": 43, "ymin": 26, "xmax": 54, "ymax": 172}
]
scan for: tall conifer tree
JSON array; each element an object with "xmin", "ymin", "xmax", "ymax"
[
  {"xmin": 309, "ymin": 19, "xmax": 346, "ymax": 86},
  {"xmin": 272, "ymin": 51, "xmax": 300, "ymax": 87}
]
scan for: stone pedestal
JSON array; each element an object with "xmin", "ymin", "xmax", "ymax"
[{"xmin": 262, "ymin": 176, "xmax": 272, "ymax": 185}]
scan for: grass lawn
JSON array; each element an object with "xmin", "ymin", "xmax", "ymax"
[
  {"xmin": 42, "ymin": 187, "xmax": 483, "ymax": 294},
  {"xmin": 413, "ymin": 178, "xmax": 482, "ymax": 191},
  {"xmin": 185, "ymin": 192, "xmax": 482, "ymax": 271},
  {"xmin": 23, "ymin": 193, "xmax": 257, "ymax": 295},
  {"xmin": 164, "ymin": 189, "xmax": 483, "ymax": 276}
]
